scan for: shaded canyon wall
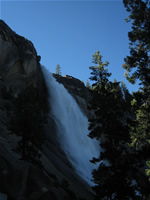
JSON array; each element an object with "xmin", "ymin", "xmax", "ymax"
[{"xmin": 0, "ymin": 20, "xmax": 94, "ymax": 200}]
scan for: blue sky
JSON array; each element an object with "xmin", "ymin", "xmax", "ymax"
[{"xmin": 1, "ymin": 0, "xmax": 139, "ymax": 93}]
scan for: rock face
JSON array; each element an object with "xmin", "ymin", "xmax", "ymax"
[
  {"xmin": 53, "ymin": 74, "xmax": 90, "ymax": 116},
  {"xmin": 0, "ymin": 20, "xmax": 94, "ymax": 200},
  {"xmin": 53, "ymin": 74, "xmax": 94, "ymax": 120}
]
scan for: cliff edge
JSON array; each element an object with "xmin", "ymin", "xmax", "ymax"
[{"xmin": 0, "ymin": 20, "xmax": 94, "ymax": 200}]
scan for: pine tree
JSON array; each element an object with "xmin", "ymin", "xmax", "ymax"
[
  {"xmin": 123, "ymin": 1, "xmax": 150, "ymax": 196},
  {"xmin": 121, "ymin": 80, "xmax": 133, "ymax": 110},
  {"xmin": 86, "ymin": 80, "xmax": 90, "ymax": 88},
  {"xmin": 89, "ymin": 51, "xmax": 111, "ymax": 93},
  {"xmin": 123, "ymin": 0, "xmax": 150, "ymax": 86},
  {"xmin": 88, "ymin": 51, "xmax": 136, "ymax": 199},
  {"xmin": 56, "ymin": 64, "xmax": 61, "ymax": 75}
]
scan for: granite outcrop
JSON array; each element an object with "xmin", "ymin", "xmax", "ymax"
[{"xmin": 0, "ymin": 20, "xmax": 94, "ymax": 200}]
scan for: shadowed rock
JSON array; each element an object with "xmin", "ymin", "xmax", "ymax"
[{"xmin": 0, "ymin": 20, "xmax": 94, "ymax": 200}]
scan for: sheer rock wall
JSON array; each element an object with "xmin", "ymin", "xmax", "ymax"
[{"xmin": 0, "ymin": 20, "xmax": 94, "ymax": 200}]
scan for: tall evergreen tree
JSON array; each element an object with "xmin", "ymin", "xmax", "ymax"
[
  {"xmin": 123, "ymin": 0, "xmax": 150, "ymax": 87},
  {"xmin": 123, "ymin": 0, "xmax": 150, "ymax": 197},
  {"xmin": 89, "ymin": 51, "xmax": 111, "ymax": 93},
  {"xmin": 88, "ymin": 51, "xmax": 136, "ymax": 199}
]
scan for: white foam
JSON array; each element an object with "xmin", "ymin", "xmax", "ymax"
[{"xmin": 42, "ymin": 66, "xmax": 99, "ymax": 185}]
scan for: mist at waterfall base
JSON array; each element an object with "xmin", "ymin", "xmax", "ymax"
[{"xmin": 42, "ymin": 66, "xmax": 100, "ymax": 186}]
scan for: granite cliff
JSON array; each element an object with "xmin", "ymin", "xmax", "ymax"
[{"xmin": 0, "ymin": 20, "xmax": 94, "ymax": 200}]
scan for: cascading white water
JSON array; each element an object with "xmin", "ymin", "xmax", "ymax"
[{"xmin": 42, "ymin": 66, "xmax": 99, "ymax": 186}]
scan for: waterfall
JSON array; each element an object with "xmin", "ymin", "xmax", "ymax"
[{"xmin": 42, "ymin": 66, "xmax": 99, "ymax": 186}]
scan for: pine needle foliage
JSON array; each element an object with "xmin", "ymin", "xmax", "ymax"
[
  {"xmin": 123, "ymin": 1, "xmax": 150, "ymax": 197},
  {"xmin": 88, "ymin": 51, "xmax": 137, "ymax": 200}
]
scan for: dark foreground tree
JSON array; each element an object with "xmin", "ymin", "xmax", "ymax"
[
  {"xmin": 88, "ymin": 51, "xmax": 137, "ymax": 199},
  {"xmin": 123, "ymin": 0, "xmax": 150, "ymax": 197},
  {"xmin": 8, "ymin": 86, "xmax": 46, "ymax": 168},
  {"xmin": 123, "ymin": 0, "xmax": 150, "ymax": 86}
]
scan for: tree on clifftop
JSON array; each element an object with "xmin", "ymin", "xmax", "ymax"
[{"xmin": 56, "ymin": 64, "xmax": 61, "ymax": 75}]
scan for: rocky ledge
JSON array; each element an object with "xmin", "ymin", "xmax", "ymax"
[{"xmin": 53, "ymin": 74, "xmax": 95, "ymax": 121}]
